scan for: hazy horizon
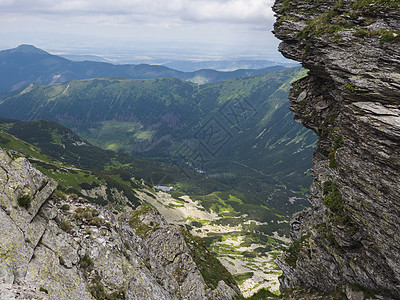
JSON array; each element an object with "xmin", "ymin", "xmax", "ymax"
[{"xmin": 0, "ymin": 0, "xmax": 287, "ymax": 64}]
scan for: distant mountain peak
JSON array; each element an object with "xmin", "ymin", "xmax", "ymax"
[{"xmin": 7, "ymin": 44, "xmax": 49, "ymax": 55}]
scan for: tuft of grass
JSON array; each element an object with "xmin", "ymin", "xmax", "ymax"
[
  {"xmin": 303, "ymin": 44, "xmax": 311, "ymax": 57},
  {"xmin": 233, "ymin": 272, "xmax": 254, "ymax": 286},
  {"xmin": 89, "ymin": 274, "xmax": 126, "ymax": 300},
  {"xmin": 284, "ymin": 232, "xmax": 310, "ymax": 268},
  {"xmin": 53, "ymin": 189, "xmax": 67, "ymax": 199},
  {"xmin": 328, "ymin": 135, "xmax": 343, "ymax": 168},
  {"xmin": 329, "ymin": 155, "xmax": 338, "ymax": 168},
  {"xmin": 17, "ymin": 194, "xmax": 32, "ymax": 209},
  {"xmin": 333, "ymin": 34, "xmax": 342, "ymax": 43},
  {"xmin": 60, "ymin": 219, "xmax": 72, "ymax": 232},
  {"xmin": 59, "ymin": 256, "xmax": 66, "ymax": 267},
  {"xmin": 322, "ymin": 180, "xmax": 350, "ymax": 226},
  {"xmin": 322, "ymin": 181, "xmax": 342, "ymax": 213},
  {"xmin": 89, "ymin": 281, "xmax": 106, "ymax": 300},
  {"xmin": 79, "ymin": 253, "xmax": 94, "ymax": 270},
  {"xmin": 74, "ymin": 206, "xmax": 101, "ymax": 225},
  {"xmin": 89, "ymin": 216, "xmax": 104, "ymax": 227},
  {"xmin": 60, "ymin": 204, "xmax": 70, "ymax": 211},
  {"xmin": 345, "ymin": 84, "xmax": 355, "ymax": 92}
]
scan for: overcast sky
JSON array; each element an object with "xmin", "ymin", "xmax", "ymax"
[{"xmin": 0, "ymin": 0, "xmax": 283, "ymax": 61}]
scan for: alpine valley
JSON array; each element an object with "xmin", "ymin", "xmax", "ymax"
[
  {"xmin": 0, "ymin": 44, "xmax": 317, "ymax": 298},
  {"xmin": 1, "ymin": 0, "xmax": 399, "ymax": 298}
]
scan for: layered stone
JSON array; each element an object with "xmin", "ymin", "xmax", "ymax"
[{"xmin": 273, "ymin": 0, "xmax": 400, "ymax": 297}]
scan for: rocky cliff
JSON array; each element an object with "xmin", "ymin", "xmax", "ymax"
[
  {"xmin": 0, "ymin": 148, "xmax": 241, "ymax": 299},
  {"xmin": 273, "ymin": 0, "xmax": 400, "ymax": 298}
]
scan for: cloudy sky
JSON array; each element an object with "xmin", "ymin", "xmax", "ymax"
[{"xmin": 0, "ymin": 0, "xmax": 283, "ymax": 62}]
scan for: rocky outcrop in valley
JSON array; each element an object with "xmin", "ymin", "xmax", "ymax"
[{"xmin": 0, "ymin": 148, "xmax": 240, "ymax": 299}]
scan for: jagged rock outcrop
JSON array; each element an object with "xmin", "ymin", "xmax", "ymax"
[
  {"xmin": 273, "ymin": 0, "xmax": 400, "ymax": 298},
  {"xmin": 0, "ymin": 148, "xmax": 240, "ymax": 299}
]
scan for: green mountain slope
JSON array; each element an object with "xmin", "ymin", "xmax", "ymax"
[
  {"xmin": 0, "ymin": 44, "xmax": 285, "ymax": 93},
  {"xmin": 0, "ymin": 119, "xmax": 292, "ymax": 295},
  {"xmin": 0, "ymin": 67, "xmax": 317, "ymax": 215},
  {"xmin": 0, "ymin": 117, "xmax": 227, "ymax": 196},
  {"xmin": 0, "ymin": 128, "xmax": 145, "ymax": 209}
]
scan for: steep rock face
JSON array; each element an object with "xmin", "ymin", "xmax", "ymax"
[
  {"xmin": 273, "ymin": 0, "xmax": 400, "ymax": 298},
  {"xmin": 0, "ymin": 148, "xmax": 240, "ymax": 299}
]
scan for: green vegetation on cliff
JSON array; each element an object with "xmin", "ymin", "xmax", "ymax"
[{"xmin": 279, "ymin": 0, "xmax": 400, "ymax": 44}]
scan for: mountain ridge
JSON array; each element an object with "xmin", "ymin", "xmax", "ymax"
[
  {"xmin": 1, "ymin": 44, "xmax": 49, "ymax": 55},
  {"xmin": 0, "ymin": 44, "xmax": 286, "ymax": 94}
]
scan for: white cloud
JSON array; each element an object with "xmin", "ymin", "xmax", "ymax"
[
  {"xmin": 0, "ymin": 0, "xmax": 275, "ymax": 25},
  {"xmin": 0, "ymin": 0, "xmax": 15, "ymax": 4},
  {"xmin": 182, "ymin": 0, "xmax": 274, "ymax": 24}
]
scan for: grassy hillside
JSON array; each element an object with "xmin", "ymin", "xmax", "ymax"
[
  {"xmin": 0, "ymin": 128, "xmax": 147, "ymax": 210},
  {"xmin": 0, "ymin": 123, "xmax": 289, "ymax": 296},
  {"xmin": 0, "ymin": 117, "xmax": 227, "ymax": 195},
  {"xmin": 0, "ymin": 67, "xmax": 316, "ymax": 215}
]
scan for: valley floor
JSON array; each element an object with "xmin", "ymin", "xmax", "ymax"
[{"xmin": 140, "ymin": 190, "xmax": 287, "ymax": 297}]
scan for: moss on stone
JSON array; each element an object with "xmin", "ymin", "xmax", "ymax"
[
  {"xmin": 327, "ymin": 134, "xmax": 343, "ymax": 168},
  {"xmin": 351, "ymin": 0, "xmax": 399, "ymax": 10},
  {"xmin": 17, "ymin": 193, "xmax": 31, "ymax": 209},
  {"xmin": 354, "ymin": 29, "xmax": 369, "ymax": 38},
  {"xmin": 89, "ymin": 216, "xmax": 104, "ymax": 226},
  {"xmin": 346, "ymin": 84, "xmax": 355, "ymax": 92},
  {"xmin": 74, "ymin": 206, "xmax": 101, "ymax": 225},
  {"xmin": 322, "ymin": 180, "xmax": 351, "ymax": 226},
  {"xmin": 284, "ymin": 232, "xmax": 310, "ymax": 268},
  {"xmin": 323, "ymin": 181, "xmax": 342, "ymax": 213},
  {"xmin": 128, "ymin": 206, "xmax": 152, "ymax": 237},
  {"xmin": 380, "ymin": 30, "xmax": 400, "ymax": 44}
]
